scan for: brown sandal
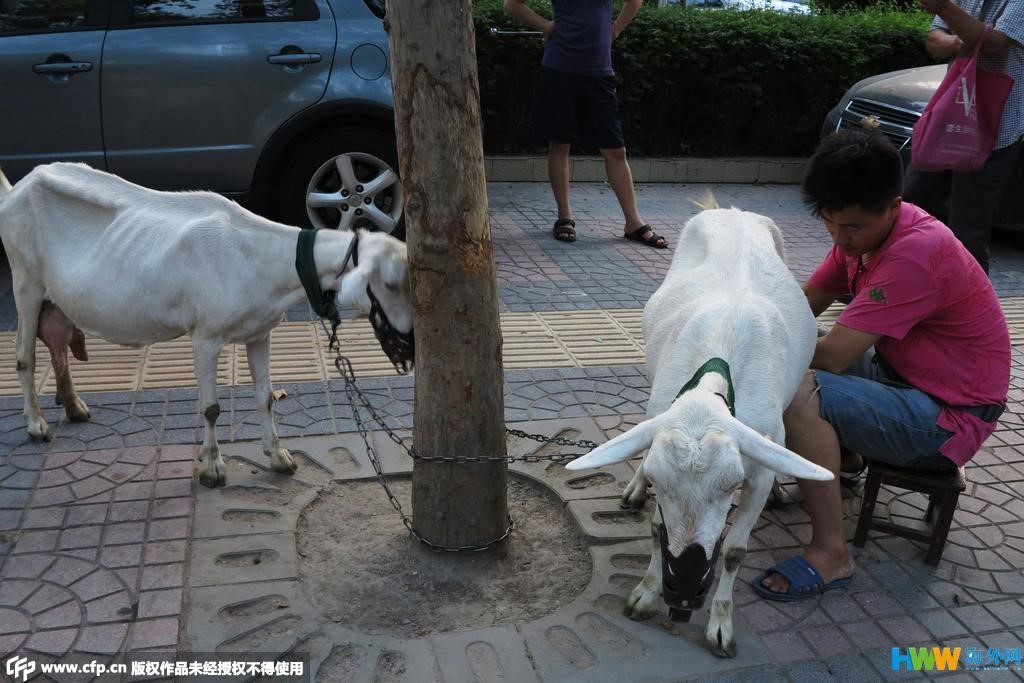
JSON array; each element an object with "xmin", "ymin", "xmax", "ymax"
[
  {"xmin": 553, "ymin": 218, "xmax": 576, "ymax": 242},
  {"xmin": 624, "ymin": 224, "xmax": 668, "ymax": 249}
]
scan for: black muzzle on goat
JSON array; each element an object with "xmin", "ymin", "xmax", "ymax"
[
  {"xmin": 659, "ymin": 521, "xmax": 722, "ymax": 622},
  {"xmin": 366, "ymin": 284, "xmax": 415, "ymax": 374}
]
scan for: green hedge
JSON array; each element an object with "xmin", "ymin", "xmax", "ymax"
[{"xmin": 474, "ymin": 1, "xmax": 936, "ymax": 156}]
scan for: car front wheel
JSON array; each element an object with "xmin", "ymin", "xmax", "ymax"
[{"xmin": 281, "ymin": 127, "xmax": 404, "ymax": 239}]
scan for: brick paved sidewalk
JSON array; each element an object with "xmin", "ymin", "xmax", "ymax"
[{"xmin": 1, "ymin": 182, "xmax": 1023, "ymax": 682}]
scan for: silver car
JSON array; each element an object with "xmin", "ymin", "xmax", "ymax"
[
  {"xmin": 0, "ymin": 0, "xmax": 404, "ymax": 236},
  {"xmin": 821, "ymin": 64, "xmax": 1023, "ymax": 231}
]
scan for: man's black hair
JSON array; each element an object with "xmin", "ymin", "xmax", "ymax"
[{"xmin": 801, "ymin": 129, "xmax": 904, "ymax": 218}]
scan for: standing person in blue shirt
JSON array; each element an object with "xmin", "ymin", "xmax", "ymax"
[
  {"xmin": 504, "ymin": 0, "xmax": 667, "ymax": 248},
  {"xmin": 905, "ymin": 0, "xmax": 1024, "ymax": 273}
]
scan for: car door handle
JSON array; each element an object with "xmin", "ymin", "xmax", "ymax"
[
  {"xmin": 267, "ymin": 53, "xmax": 321, "ymax": 65},
  {"xmin": 488, "ymin": 27, "xmax": 542, "ymax": 37},
  {"xmin": 33, "ymin": 61, "xmax": 93, "ymax": 74}
]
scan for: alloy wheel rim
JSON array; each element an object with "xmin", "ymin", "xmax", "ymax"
[{"xmin": 305, "ymin": 152, "xmax": 403, "ymax": 233}]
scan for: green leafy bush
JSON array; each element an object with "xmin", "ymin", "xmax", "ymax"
[{"xmin": 474, "ymin": 1, "xmax": 935, "ymax": 156}]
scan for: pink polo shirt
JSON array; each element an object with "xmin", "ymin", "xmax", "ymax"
[{"xmin": 808, "ymin": 202, "xmax": 1010, "ymax": 466}]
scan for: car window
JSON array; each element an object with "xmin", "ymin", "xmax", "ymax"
[
  {"xmin": 0, "ymin": 0, "xmax": 88, "ymax": 35},
  {"xmin": 361, "ymin": 0, "xmax": 385, "ymax": 19},
  {"xmin": 132, "ymin": 0, "xmax": 298, "ymax": 23}
]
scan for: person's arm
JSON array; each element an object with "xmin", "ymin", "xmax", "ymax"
[
  {"xmin": 802, "ymin": 281, "xmax": 838, "ymax": 319},
  {"xmin": 612, "ymin": 0, "xmax": 643, "ymax": 39},
  {"xmin": 925, "ymin": 28, "xmax": 965, "ymax": 60},
  {"xmin": 504, "ymin": 0, "xmax": 554, "ymax": 39},
  {"xmin": 812, "ymin": 324, "xmax": 881, "ymax": 375},
  {"xmin": 917, "ymin": 0, "xmax": 1017, "ymax": 57}
]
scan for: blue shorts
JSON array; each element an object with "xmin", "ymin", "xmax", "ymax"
[{"xmin": 814, "ymin": 352, "xmax": 956, "ymax": 472}]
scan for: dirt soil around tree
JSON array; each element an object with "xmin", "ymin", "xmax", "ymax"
[{"xmin": 296, "ymin": 474, "xmax": 592, "ymax": 638}]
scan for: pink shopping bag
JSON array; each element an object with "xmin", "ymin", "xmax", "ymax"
[{"xmin": 911, "ymin": 25, "xmax": 1014, "ymax": 172}]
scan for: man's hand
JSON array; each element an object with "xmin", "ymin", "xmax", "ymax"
[
  {"xmin": 504, "ymin": 0, "xmax": 554, "ymax": 37},
  {"xmin": 612, "ymin": 0, "xmax": 643, "ymax": 40},
  {"xmin": 926, "ymin": 28, "xmax": 965, "ymax": 59}
]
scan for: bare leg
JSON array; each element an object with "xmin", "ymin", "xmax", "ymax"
[
  {"xmin": 599, "ymin": 146, "xmax": 645, "ymax": 232},
  {"xmin": 762, "ymin": 371, "xmax": 855, "ymax": 593},
  {"xmin": 246, "ymin": 335, "xmax": 296, "ymax": 474},
  {"xmin": 193, "ymin": 337, "xmax": 226, "ymax": 488},
  {"xmin": 547, "ymin": 143, "xmax": 572, "ymax": 221}
]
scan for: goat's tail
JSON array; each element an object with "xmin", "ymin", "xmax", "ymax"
[
  {"xmin": 0, "ymin": 166, "xmax": 11, "ymax": 200},
  {"xmin": 691, "ymin": 191, "xmax": 719, "ymax": 212}
]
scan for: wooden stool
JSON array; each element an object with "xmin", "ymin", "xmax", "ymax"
[{"xmin": 852, "ymin": 459, "xmax": 966, "ymax": 566}]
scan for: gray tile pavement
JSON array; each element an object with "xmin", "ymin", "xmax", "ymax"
[{"xmin": 1, "ymin": 181, "xmax": 1023, "ymax": 681}]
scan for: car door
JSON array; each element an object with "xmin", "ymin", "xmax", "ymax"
[
  {"xmin": 0, "ymin": 0, "xmax": 107, "ymax": 181},
  {"xmin": 101, "ymin": 0, "xmax": 336, "ymax": 192}
]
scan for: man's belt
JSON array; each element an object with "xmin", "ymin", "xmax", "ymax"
[{"xmin": 958, "ymin": 404, "xmax": 1005, "ymax": 423}]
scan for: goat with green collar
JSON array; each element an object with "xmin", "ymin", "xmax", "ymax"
[
  {"xmin": 0, "ymin": 162, "xmax": 412, "ymax": 488},
  {"xmin": 567, "ymin": 197, "xmax": 832, "ymax": 658}
]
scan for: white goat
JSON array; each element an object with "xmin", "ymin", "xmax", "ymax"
[
  {"xmin": 0, "ymin": 162, "xmax": 413, "ymax": 487},
  {"xmin": 566, "ymin": 201, "xmax": 832, "ymax": 657}
]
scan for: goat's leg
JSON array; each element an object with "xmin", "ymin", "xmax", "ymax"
[
  {"xmin": 620, "ymin": 459, "xmax": 649, "ymax": 509},
  {"xmin": 13, "ymin": 284, "xmax": 49, "ymax": 441},
  {"xmin": 625, "ymin": 506, "xmax": 663, "ymax": 620},
  {"xmin": 705, "ymin": 466, "xmax": 774, "ymax": 658},
  {"xmin": 192, "ymin": 337, "xmax": 226, "ymax": 488},
  {"xmin": 54, "ymin": 364, "xmax": 90, "ymax": 423},
  {"xmin": 246, "ymin": 335, "xmax": 296, "ymax": 474},
  {"xmin": 39, "ymin": 306, "xmax": 90, "ymax": 423}
]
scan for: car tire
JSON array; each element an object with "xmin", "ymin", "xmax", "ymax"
[{"xmin": 281, "ymin": 127, "xmax": 405, "ymax": 240}]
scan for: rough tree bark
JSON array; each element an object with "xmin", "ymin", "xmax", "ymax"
[{"xmin": 387, "ymin": 0, "xmax": 508, "ymax": 548}]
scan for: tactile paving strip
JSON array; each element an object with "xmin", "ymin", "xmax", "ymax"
[{"xmin": 0, "ymin": 299, "xmax": 1022, "ymax": 395}]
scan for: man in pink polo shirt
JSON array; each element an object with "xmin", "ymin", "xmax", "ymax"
[{"xmin": 754, "ymin": 130, "xmax": 1010, "ymax": 602}]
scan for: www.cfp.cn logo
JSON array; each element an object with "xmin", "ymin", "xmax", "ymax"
[{"xmin": 5, "ymin": 655, "xmax": 36, "ymax": 681}]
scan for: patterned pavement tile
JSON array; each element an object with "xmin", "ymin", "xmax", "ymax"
[{"xmin": 0, "ymin": 182, "xmax": 1022, "ymax": 679}]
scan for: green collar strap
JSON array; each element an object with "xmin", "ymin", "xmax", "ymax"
[
  {"xmin": 296, "ymin": 229, "xmax": 351, "ymax": 345},
  {"xmin": 675, "ymin": 357, "xmax": 736, "ymax": 416}
]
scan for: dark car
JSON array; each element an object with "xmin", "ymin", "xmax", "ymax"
[
  {"xmin": 0, "ymin": 0, "xmax": 403, "ymax": 236},
  {"xmin": 821, "ymin": 64, "xmax": 1023, "ymax": 231}
]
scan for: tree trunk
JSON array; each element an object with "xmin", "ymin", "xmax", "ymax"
[{"xmin": 388, "ymin": 0, "xmax": 508, "ymax": 548}]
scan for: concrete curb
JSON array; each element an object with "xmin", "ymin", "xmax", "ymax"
[{"xmin": 484, "ymin": 156, "xmax": 808, "ymax": 184}]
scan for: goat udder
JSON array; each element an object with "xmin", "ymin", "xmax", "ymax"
[{"xmin": 37, "ymin": 304, "xmax": 89, "ymax": 374}]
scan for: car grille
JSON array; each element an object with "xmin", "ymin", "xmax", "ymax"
[{"xmin": 835, "ymin": 98, "xmax": 920, "ymax": 151}]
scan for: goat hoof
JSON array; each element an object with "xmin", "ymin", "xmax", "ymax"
[
  {"xmin": 269, "ymin": 448, "xmax": 297, "ymax": 475},
  {"xmin": 197, "ymin": 468, "xmax": 226, "ymax": 488},
  {"xmin": 197, "ymin": 452, "xmax": 226, "ymax": 488},
  {"xmin": 65, "ymin": 399, "xmax": 91, "ymax": 422},
  {"xmin": 27, "ymin": 421, "xmax": 53, "ymax": 442},
  {"xmin": 624, "ymin": 590, "xmax": 658, "ymax": 621},
  {"xmin": 620, "ymin": 492, "xmax": 647, "ymax": 510},
  {"xmin": 706, "ymin": 628, "xmax": 736, "ymax": 659}
]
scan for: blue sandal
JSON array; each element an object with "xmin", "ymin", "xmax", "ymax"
[{"xmin": 752, "ymin": 556, "xmax": 852, "ymax": 602}]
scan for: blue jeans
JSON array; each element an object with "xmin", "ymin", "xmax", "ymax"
[{"xmin": 813, "ymin": 352, "xmax": 956, "ymax": 473}]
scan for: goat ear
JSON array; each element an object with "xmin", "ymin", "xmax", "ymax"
[
  {"xmin": 379, "ymin": 241, "xmax": 408, "ymax": 285},
  {"xmin": 338, "ymin": 265, "xmax": 371, "ymax": 305},
  {"xmin": 725, "ymin": 417, "xmax": 833, "ymax": 481},
  {"xmin": 565, "ymin": 418, "xmax": 660, "ymax": 470}
]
